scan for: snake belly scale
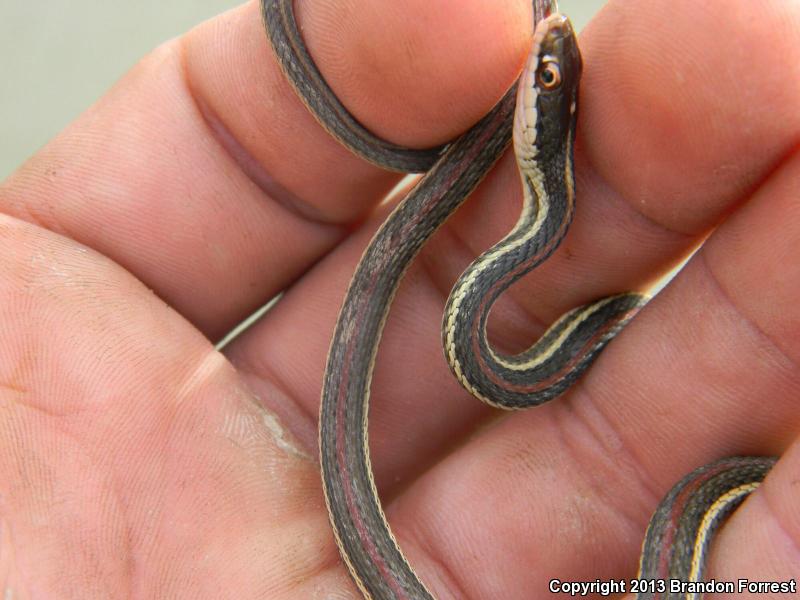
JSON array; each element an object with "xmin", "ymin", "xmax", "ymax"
[{"xmin": 260, "ymin": 1, "xmax": 776, "ymax": 598}]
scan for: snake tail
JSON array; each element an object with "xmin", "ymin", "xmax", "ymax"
[{"xmin": 636, "ymin": 456, "xmax": 776, "ymax": 599}]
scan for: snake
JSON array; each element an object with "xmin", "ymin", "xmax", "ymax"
[{"xmin": 261, "ymin": 0, "xmax": 777, "ymax": 598}]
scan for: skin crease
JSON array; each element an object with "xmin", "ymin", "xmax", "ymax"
[{"xmin": 0, "ymin": 0, "xmax": 798, "ymax": 597}]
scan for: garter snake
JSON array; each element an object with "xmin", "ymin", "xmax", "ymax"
[{"xmin": 261, "ymin": 1, "xmax": 776, "ymax": 597}]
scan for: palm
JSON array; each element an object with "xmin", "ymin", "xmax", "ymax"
[{"xmin": 0, "ymin": 0, "xmax": 797, "ymax": 597}]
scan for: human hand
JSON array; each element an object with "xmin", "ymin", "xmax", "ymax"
[{"xmin": 0, "ymin": 0, "xmax": 797, "ymax": 598}]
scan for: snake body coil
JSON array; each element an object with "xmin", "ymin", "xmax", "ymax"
[{"xmin": 442, "ymin": 17, "xmax": 646, "ymax": 409}]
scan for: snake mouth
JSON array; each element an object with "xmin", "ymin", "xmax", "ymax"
[{"xmin": 540, "ymin": 14, "xmax": 575, "ymax": 44}]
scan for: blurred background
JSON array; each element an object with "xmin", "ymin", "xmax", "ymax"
[{"xmin": 0, "ymin": 0, "xmax": 606, "ymax": 180}]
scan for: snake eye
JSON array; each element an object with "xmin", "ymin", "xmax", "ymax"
[{"xmin": 537, "ymin": 60, "xmax": 561, "ymax": 89}]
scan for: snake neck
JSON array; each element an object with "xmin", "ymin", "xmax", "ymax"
[
  {"xmin": 442, "ymin": 128, "xmax": 646, "ymax": 410},
  {"xmin": 442, "ymin": 132, "xmax": 573, "ymax": 407}
]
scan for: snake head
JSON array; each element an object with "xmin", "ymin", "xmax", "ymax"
[{"xmin": 513, "ymin": 13, "xmax": 582, "ymax": 164}]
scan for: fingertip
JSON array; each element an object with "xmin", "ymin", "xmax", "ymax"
[
  {"xmin": 578, "ymin": 0, "xmax": 800, "ymax": 233},
  {"xmin": 295, "ymin": 0, "xmax": 534, "ymax": 147}
]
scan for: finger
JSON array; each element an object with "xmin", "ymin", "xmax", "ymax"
[
  {"xmin": 595, "ymin": 144, "xmax": 800, "ymax": 483},
  {"xmin": 0, "ymin": 0, "xmax": 532, "ymax": 340},
  {"xmin": 707, "ymin": 442, "xmax": 800, "ymax": 596}
]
